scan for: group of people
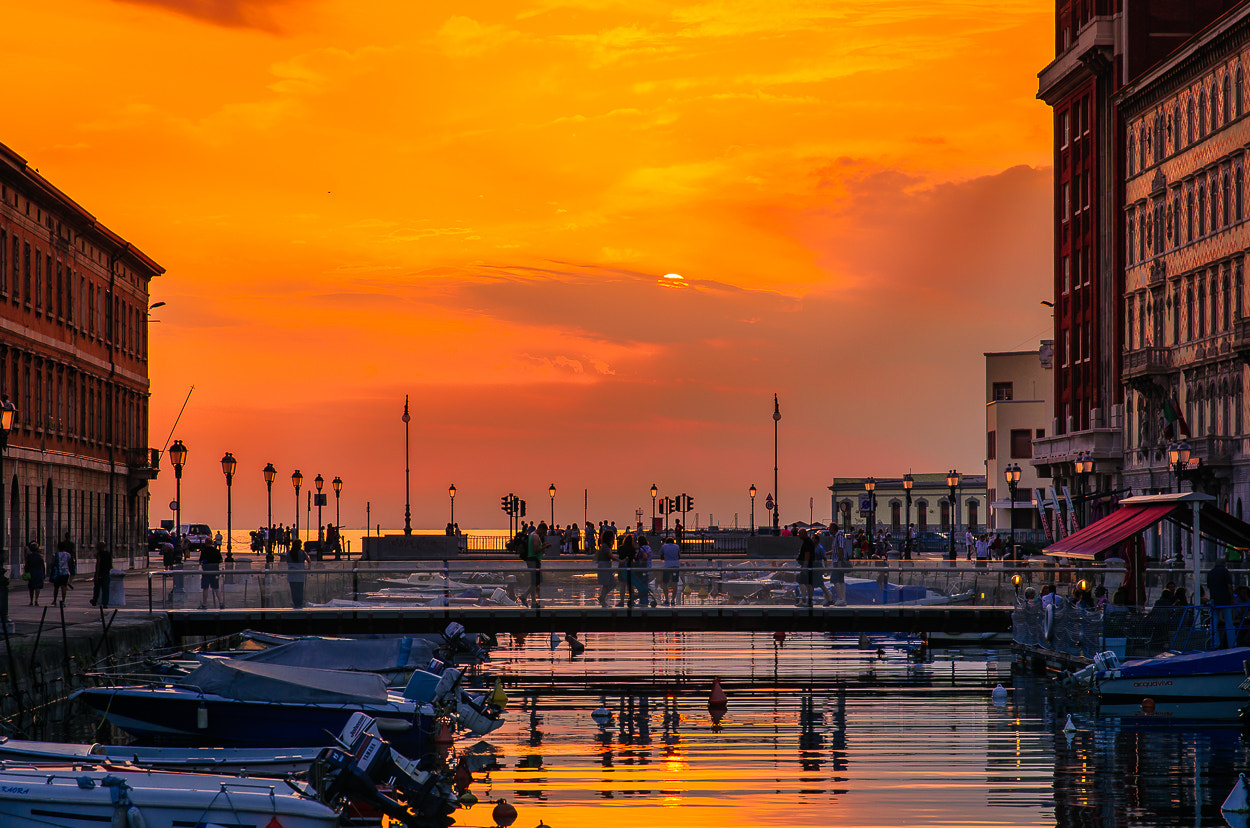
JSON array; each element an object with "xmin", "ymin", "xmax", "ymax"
[{"xmin": 22, "ymin": 534, "xmax": 113, "ymax": 608}]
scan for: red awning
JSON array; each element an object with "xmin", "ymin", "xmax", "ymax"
[{"xmin": 1043, "ymin": 504, "xmax": 1178, "ymax": 560}]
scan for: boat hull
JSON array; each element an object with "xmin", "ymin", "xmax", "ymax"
[
  {"xmin": 75, "ymin": 685, "xmax": 432, "ymax": 755},
  {"xmin": 1096, "ymin": 647, "xmax": 1250, "ymax": 703}
]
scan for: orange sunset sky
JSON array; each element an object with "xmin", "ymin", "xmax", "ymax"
[{"xmin": 5, "ymin": 0, "xmax": 1056, "ymax": 532}]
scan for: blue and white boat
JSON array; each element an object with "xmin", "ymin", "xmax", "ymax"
[{"xmin": 1094, "ymin": 646, "xmax": 1250, "ymax": 703}]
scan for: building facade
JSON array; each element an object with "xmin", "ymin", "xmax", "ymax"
[
  {"xmin": 985, "ymin": 344, "xmax": 1053, "ymax": 532},
  {"xmin": 828, "ymin": 474, "xmax": 987, "ymax": 538},
  {"xmin": 0, "ymin": 141, "xmax": 162, "ymax": 575},
  {"xmin": 1119, "ymin": 6, "xmax": 1250, "ymax": 519},
  {"xmin": 1033, "ymin": 1, "xmax": 1246, "ymax": 526}
]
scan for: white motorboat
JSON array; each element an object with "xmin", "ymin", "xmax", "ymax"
[
  {"xmin": 0, "ymin": 764, "xmax": 339, "ymax": 828},
  {"xmin": 1094, "ymin": 646, "xmax": 1250, "ymax": 703},
  {"xmin": 0, "ymin": 736, "xmax": 320, "ymax": 774}
]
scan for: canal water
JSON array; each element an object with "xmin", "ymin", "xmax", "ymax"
[{"xmin": 464, "ymin": 631, "xmax": 1247, "ymax": 828}]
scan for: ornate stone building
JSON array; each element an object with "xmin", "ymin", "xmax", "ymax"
[{"xmin": 0, "ymin": 141, "xmax": 163, "ymax": 574}]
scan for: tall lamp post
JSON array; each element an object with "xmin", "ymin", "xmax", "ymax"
[
  {"xmin": 169, "ymin": 440, "xmax": 188, "ymax": 548},
  {"xmin": 1005, "ymin": 463, "xmax": 1021, "ymax": 556},
  {"xmin": 402, "ymin": 396, "xmax": 412, "ymax": 535},
  {"xmin": 220, "ymin": 452, "xmax": 236, "ymax": 563},
  {"xmin": 902, "ymin": 473, "xmax": 914, "ymax": 560},
  {"xmin": 549, "ymin": 484, "xmax": 556, "ymax": 528},
  {"xmin": 772, "ymin": 394, "xmax": 781, "ymax": 534},
  {"xmin": 946, "ymin": 469, "xmax": 960, "ymax": 562},
  {"xmin": 650, "ymin": 484, "xmax": 658, "ymax": 528},
  {"xmin": 448, "ymin": 484, "xmax": 456, "ymax": 530},
  {"xmin": 864, "ymin": 478, "xmax": 876, "ymax": 555},
  {"xmin": 291, "ymin": 470, "xmax": 303, "ymax": 545},
  {"xmin": 1168, "ymin": 441, "xmax": 1191, "ymax": 492},
  {"xmin": 749, "ymin": 484, "xmax": 757, "ymax": 536},
  {"xmin": 263, "ymin": 463, "xmax": 276, "ymax": 566},
  {"xmin": 314, "ymin": 474, "xmax": 325, "ymax": 546},
  {"xmin": 0, "ymin": 397, "xmax": 17, "ymax": 581},
  {"xmin": 333, "ymin": 476, "xmax": 344, "ymax": 559},
  {"xmin": 1073, "ymin": 451, "xmax": 1092, "ymax": 526}
]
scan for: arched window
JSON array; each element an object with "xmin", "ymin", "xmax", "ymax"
[
  {"xmin": 1222, "ymin": 381, "xmax": 1231, "ymax": 435},
  {"xmin": 1224, "ymin": 172, "xmax": 1232, "ymax": 227},
  {"xmin": 1188, "ymin": 185, "xmax": 1195, "ymax": 240},
  {"xmin": 939, "ymin": 500, "xmax": 950, "ymax": 532},
  {"xmin": 1237, "ymin": 67, "xmax": 1244, "ymax": 117},
  {"xmin": 1187, "ymin": 286, "xmax": 1195, "ymax": 340},
  {"xmin": 1224, "ymin": 266, "xmax": 1232, "ymax": 330},
  {"xmin": 1212, "ymin": 80, "xmax": 1220, "ymax": 127},
  {"xmin": 1225, "ymin": 74, "xmax": 1233, "ymax": 123},
  {"xmin": 1237, "ymin": 164, "xmax": 1244, "ymax": 221},
  {"xmin": 1127, "ymin": 215, "xmax": 1136, "ymax": 262},
  {"xmin": 1199, "ymin": 183, "xmax": 1207, "ymax": 234},
  {"xmin": 967, "ymin": 500, "xmax": 979, "ymax": 533},
  {"xmin": 1200, "ymin": 89, "xmax": 1208, "ymax": 136},
  {"xmin": 890, "ymin": 502, "xmax": 901, "ymax": 532},
  {"xmin": 1188, "ymin": 96, "xmax": 1196, "ymax": 143},
  {"xmin": 915, "ymin": 501, "xmax": 928, "ymax": 532},
  {"xmin": 1128, "ymin": 133, "xmax": 1136, "ymax": 175},
  {"xmin": 1237, "ymin": 261, "xmax": 1245, "ymax": 319},
  {"xmin": 1198, "ymin": 281, "xmax": 1206, "ymax": 337}
]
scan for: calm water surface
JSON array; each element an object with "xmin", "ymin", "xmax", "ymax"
[{"xmin": 459, "ymin": 631, "xmax": 1247, "ymax": 828}]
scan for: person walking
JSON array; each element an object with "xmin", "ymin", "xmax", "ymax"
[
  {"xmin": 287, "ymin": 538, "xmax": 310, "ymax": 608},
  {"xmin": 199, "ymin": 537, "xmax": 224, "ymax": 610},
  {"xmin": 617, "ymin": 532, "xmax": 637, "ymax": 607},
  {"xmin": 89, "ymin": 542, "xmax": 112, "ymax": 608},
  {"xmin": 796, "ymin": 528, "xmax": 815, "ymax": 606},
  {"xmin": 812, "ymin": 531, "xmax": 834, "ymax": 606},
  {"xmin": 830, "ymin": 528, "xmax": 850, "ymax": 606},
  {"xmin": 659, "ymin": 535, "xmax": 681, "ymax": 606},
  {"xmin": 24, "ymin": 542, "xmax": 45, "ymax": 606},
  {"xmin": 1209, "ymin": 556, "xmax": 1235, "ymax": 648},
  {"xmin": 520, "ymin": 523, "xmax": 549, "ymax": 607},
  {"xmin": 635, "ymin": 533, "xmax": 654, "ymax": 608},
  {"xmin": 596, "ymin": 522, "xmax": 616, "ymax": 607},
  {"xmin": 49, "ymin": 539, "xmax": 73, "ymax": 606}
]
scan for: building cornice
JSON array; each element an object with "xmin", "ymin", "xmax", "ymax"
[{"xmin": 1038, "ymin": 16, "xmax": 1117, "ymax": 105}]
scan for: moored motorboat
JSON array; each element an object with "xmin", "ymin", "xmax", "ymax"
[
  {"xmin": 1094, "ymin": 646, "xmax": 1250, "ymax": 703},
  {"xmin": 0, "ymin": 736, "xmax": 320, "ymax": 774}
]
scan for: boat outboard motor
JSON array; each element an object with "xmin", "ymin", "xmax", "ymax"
[{"xmin": 317, "ymin": 731, "xmax": 457, "ymax": 827}]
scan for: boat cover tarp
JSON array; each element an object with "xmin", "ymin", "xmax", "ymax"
[
  {"xmin": 236, "ymin": 637, "xmax": 436, "ymax": 673},
  {"xmin": 1115, "ymin": 646, "xmax": 1250, "ymax": 678},
  {"xmin": 177, "ymin": 658, "xmax": 390, "ymax": 704},
  {"xmin": 1043, "ymin": 504, "xmax": 1177, "ymax": 560},
  {"xmin": 844, "ymin": 578, "xmax": 927, "ymax": 604}
]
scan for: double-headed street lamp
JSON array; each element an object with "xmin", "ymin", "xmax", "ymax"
[
  {"xmin": 169, "ymin": 440, "xmax": 188, "ymax": 548},
  {"xmin": 263, "ymin": 463, "xmax": 276, "ymax": 566},
  {"xmin": 749, "ymin": 484, "xmax": 757, "ymax": 536},
  {"xmin": 1073, "ymin": 451, "xmax": 1093, "ymax": 526},
  {"xmin": 549, "ymin": 484, "xmax": 556, "ymax": 527},
  {"xmin": 291, "ymin": 470, "xmax": 303, "ymax": 543},
  {"xmin": 946, "ymin": 469, "xmax": 960, "ymax": 562},
  {"xmin": 1168, "ymin": 441, "xmax": 1191, "ymax": 491},
  {"xmin": 220, "ymin": 452, "xmax": 237, "ymax": 563},
  {"xmin": 1004, "ymin": 463, "xmax": 1021, "ymax": 554},
  {"xmin": 902, "ymin": 473, "xmax": 914, "ymax": 560}
]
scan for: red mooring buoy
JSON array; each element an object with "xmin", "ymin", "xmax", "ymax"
[
  {"xmin": 773, "ymin": 631, "xmax": 786, "ymax": 644},
  {"xmin": 492, "ymin": 799, "xmax": 518, "ymax": 827},
  {"xmin": 434, "ymin": 721, "xmax": 455, "ymax": 752},
  {"xmin": 1141, "ymin": 697, "xmax": 1156, "ymax": 713},
  {"xmin": 708, "ymin": 677, "xmax": 728, "ymax": 710}
]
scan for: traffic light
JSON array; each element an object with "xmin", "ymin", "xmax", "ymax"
[
  {"xmin": 519, "ymin": 499, "xmax": 527, "ymax": 517},
  {"xmin": 658, "ymin": 499, "xmax": 667, "ymax": 515},
  {"xmin": 685, "ymin": 495, "xmax": 695, "ymax": 512},
  {"xmin": 501, "ymin": 495, "xmax": 511, "ymax": 513}
]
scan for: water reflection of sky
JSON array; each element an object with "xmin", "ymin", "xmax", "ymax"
[{"xmin": 467, "ymin": 632, "xmax": 1247, "ymax": 828}]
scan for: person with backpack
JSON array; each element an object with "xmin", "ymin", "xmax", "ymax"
[
  {"xmin": 520, "ymin": 523, "xmax": 549, "ymax": 607},
  {"xmin": 49, "ymin": 538, "xmax": 73, "ymax": 607}
]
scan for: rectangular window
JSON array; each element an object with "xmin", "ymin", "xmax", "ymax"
[
  {"xmin": 987, "ymin": 431, "xmax": 997, "ymax": 460},
  {"xmin": 1062, "ymin": 256, "xmax": 1071, "ymax": 293},
  {"xmin": 993, "ymin": 382, "xmax": 1013, "ymax": 401},
  {"xmin": 0, "ymin": 228, "xmax": 5, "ymax": 295},
  {"xmin": 1010, "ymin": 429, "xmax": 1032, "ymax": 459},
  {"xmin": 1035, "ymin": 428, "xmax": 1045, "ymax": 439}
]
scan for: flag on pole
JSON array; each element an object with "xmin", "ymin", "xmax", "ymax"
[
  {"xmin": 773, "ymin": 393, "xmax": 781, "ymax": 422},
  {"xmin": 402, "ymin": 395, "xmax": 411, "ymax": 424},
  {"xmin": 1162, "ymin": 396, "xmax": 1188, "ymax": 438}
]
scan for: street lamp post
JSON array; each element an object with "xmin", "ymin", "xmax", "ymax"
[
  {"xmin": 0, "ymin": 397, "xmax": 17, "ymax": 583},
  {"xmin": 864, "ymin": 478, "xmax": 876, "ymax": 556},
  {"xmin": 169, "ymin": 440, "xmax": 188, "ymax": 548},
  {"xmin": 402, "ymin": 396, "xmax": 412, "ymax": 535},
  {"xmin": 1168, "ymin": 441, "xmax": 1191, "ymax": 492},
  {"xmin": 291, "ymin": 470, "xmax": 303, "ymax": 544},
  {"xmin": 1073, "ymin": 451, "xmax": 1092, "ymax": 526},
  {"xmin": 946, "ymin": 469, "xmax": 960, "ymax": 562},
  {"xmin": 220, "ymin": 452, "xmax": 236, "ymax": 563},
  {"xmin": 263, "ymin": 463, "xmax": 276, "ymax": 566},
  {"xmin": 333, "ymin": 476, "xmax": 343, "ymax": 559},
  {"xmin": 1005, "ymin": 463, "xmax": 1021, "ymax": 556},
  {"xmin": 772, "ymin": 394, "xmax": 781, "ymax": 534},
  {"xmin": 549, "ymin": 484, "xmax": 556, "ymax": 528},
  {"xmin": 650, "ymin": 484, "xmax": 658, "ymax": 528},
  {"xmin": 448, "ymin": 484, "xmax": 456, "ymax": 530},
  {"xmin": 314, "ymin": 474, "xmax": 325, "ymax": 547},
  {"xmin": 749, "ymin": 484, "xmax": 757, "ymax": 536},
  {"xmin": 902, "ymin": 473, "xmax": 913, "ymax": 560}
]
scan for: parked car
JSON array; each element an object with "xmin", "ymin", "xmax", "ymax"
[
  {"xmin": 146, "ymin": 527, "xmax": 173, "ymax": 551},
  {"xmin": 178, "ymin": 524, "xmax": 217, "ymax": 552}
]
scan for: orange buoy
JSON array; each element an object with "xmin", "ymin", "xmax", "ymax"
[
  {"xmin": 1141, "ymin": 697, "xmax": 1156, "ymax": 713},
  {"xmin": 492, "ymin": 799, "xmax": 518, "ymax": 827},
  {"xmin": 773, "ymin": 631, "xmax": 786, "ymax": 644},
  {"xmin": 453, "ymin": 759, "xmax": 472, "ymax": 793},
  {"xmin": 434, "ymin": 720, "xmax": 454, "ymax": 753},
  {"xmin": 708, "ymin": 677, "xmax": 728, "ymax": 710}
]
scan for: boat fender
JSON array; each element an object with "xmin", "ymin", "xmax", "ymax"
[
  {"xmin": 1223, "ymin": 772, "xmax": 1250, "ymax": 813},
  {"xmin": 77, "ymin": 776, "xmax": 97, "ymax": 789},
  {"xmin": 459, "ymin": 789, "xmax": 479, "ymax": 808},
  {"xmin": 126, "ymin": 805, "xmax": 147, "ymax": 828},
  {"xmin": 197, "ymin": 701, "xmax": 208, "ymax": 730},
  {"xmin": 991, "ymin": 684, "xmax": 1007, "ymax": 705}
]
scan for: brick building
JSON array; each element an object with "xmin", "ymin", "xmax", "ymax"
[
  {"xmin": 1032, "ymin": 2, "xmax": 1246, "ymax": 534},
  {"xmin": 0, "ymin": 141, "xmax": 162, "ymax": 575}
]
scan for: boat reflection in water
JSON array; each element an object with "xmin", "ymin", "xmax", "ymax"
[{"xmin": 473, "ymin": 631, "xmax": 1248, "ymax": 828}]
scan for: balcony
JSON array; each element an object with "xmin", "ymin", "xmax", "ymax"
[
  {"xmin": 1186, "ymin": 435, "xmax": 1238, "ymax": 466},
  {"xmin": 125, "ymin": 447, "xmax": 160, "ymax": 491},
  {"xmin": 1235, "ymin": 319, "xmax": 1250, "ymax": 362},
  {"xmin": 1122, "ymin": 347, "xmax": 1172, "ymax": 384}
]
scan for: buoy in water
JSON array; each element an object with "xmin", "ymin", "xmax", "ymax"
[
  {"xmin": 453, "ymin": 759, "xmax": 473, "ymax": 793},
  {"xmin": 1223, "ymin": 772, "xmax": 1250, "ymax": 813},
  {"xmin": 566, "ymin": 633, "xmax": 586, "ymax": 655},
  {"xmin": 434, "ymin": 721, "xmax": 455, "ymax": 750},
  {"xmin": 1141, "ymin": 697, "xmax": 1156, "ymax": 713},
  {"xmin": 550, "ymin": 632, "xmax": 561, "ymax": 649},
  {"xmin": 489, "ymin": 679, "xmax": 509, "ymax": 709},
  {"xmin": 858, "ymin": 634, "xmax": 872, "ymax": 650},
  {"xmin": 459, "ymin": 790, "xmax": 479, "ymax": 808},
  {"xmin": 492, "ymin": 799, "xmax": 518, "ymax": 827},
  {"xmin": 773, "ymin": 631, "xmax": 786, "ymax": 644},
  {"xmin": 1062, "ymin": 714, "xmax": 1076, "ymax": 734},
  {"xmin": 591, "ymin": 706, "xmax": 612, "ymax": 726},
  {"xmin": 708, "ymin": 677, "xmax": 728, "ymax": 710},
  {"xmin": 991, "ymin": 684, "xmax": 1007, "ymax": 705}
]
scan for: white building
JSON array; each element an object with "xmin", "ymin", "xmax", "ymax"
[{"xmin": 986, "ymin": 344, "xmax": 1053, "ymax": 534}]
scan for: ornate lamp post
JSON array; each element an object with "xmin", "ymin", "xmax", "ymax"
[
  {"xmin": 291, "ymin": 469, "xmax": 303, "ymax": 544},
  {"xmin": 333, "ymin": 475, "xmax": 344, "ymax": 559},
  {"xmin": 902, "ymin": 473, "xmax": 914, "ymax": 560},
  {"xmin": 772, "ymin": 394, "xmax": 781, "ymax": 534},
  {"xmin": 447, "ymin": 483, "xmax": 456, "ymax": 531},
  {"xmin": 169, "ymin": 440, "xmax": 188, "ymax": 547},
  {"xmin": 650, "ymin": 484, "xmax": 658, "ymax": 527},
  {"xmin": 1168, "ymin": 441, "xmax": 1191, "ymax": 492},
  {"xmin": 220, "ymin": 452, "xmax": 236, "ymax": 563},
  {"xmin": 549, "ymin": 484, "xmax": 556, "ymax": 528},
  {"xmin": 314, "ymin": 474, "xmax": 325, "ymax": 546},
  {"xmin": 402, "ymin": 396, "xmax": 412, "ymax": 535},
  {"xmin": 0, "ymin": 397, "xmax": 17, "ymax": 580},
  {"xmin": 864, "ymin": 478, "xmax": 877, "ymax": 555},
  {"xmin": 263, "ymin": 463, "xmax": 276, "ymax": 566},
  {"xmin": 946, "ymin": 469, "xmax": 960, "ymax": 562},
  {"xmin": 1005, "ymin": 462, "xmax": 1021, "ymax": 555},
  {"xmin": 749, "ymin": 484, "xmax": 757, "ymax": 536},
  {"xmin": 1073, "ymin": 451, "xmax": 1092, "ymax": 526}
]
